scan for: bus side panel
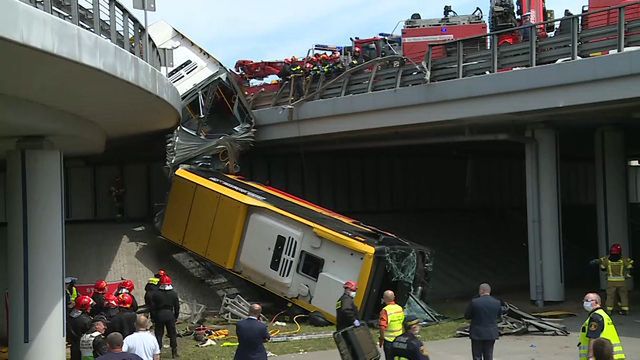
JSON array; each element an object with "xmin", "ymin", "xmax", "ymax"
[
  {"xmin": 206, "ymin": 196, "xmax": 248, "ymax": 269},
  {"xmin": 161, "ymin": 176, "xmax": 197, "ymax": 245},
  {"xmin": 182, "ymin": 186, "xmax": 221, "ymax": 257}
]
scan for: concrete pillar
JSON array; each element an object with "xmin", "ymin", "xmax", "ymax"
[
  {"xmin": 595, "ymin": 128, "xmax": 630, "ymax": 289},
  {"xmin": 6, "ymin": 141, "xmax": 65, "ymax": 358},
  {"xmin": 0, "ymin": 225, "xmax": 7, "ymax": 345},
  {"xmin": 525, "ymin": 128, "xmax": 565, "ymax": 305}
]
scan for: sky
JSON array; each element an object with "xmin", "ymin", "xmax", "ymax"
[{"xmin": 121, "ymin": 0, "xmax": 587, "ymax": 68}]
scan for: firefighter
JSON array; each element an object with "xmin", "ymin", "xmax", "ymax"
[
  {"xmin": 98, "ymin": 293, "xmax": 120, "ymax": 324},
  {"xmin": 389, "ymin": 315, "xmax": 430, "ymax": 360},
  {"xmin": 115, "ymin": 279, "xmax": 138, "ymax": 312},
  {"xmin": 106, "ymin": 293, "xmax": 137, "ymax": 338},
  {"xmin": 151, "ymin": 275, "xmax": 180, "ymax": 358},
  {"xmin": 336, "ymin": 280, "xmax": 360, "ymax": 331},
  {"xmin": 331, "ymin": 51, "xmax": 345, "ymax": 76},
  {"xmin": 109, "ymin": 175, "xmax": 125, "ymax": 219},
  {"xmin": 68, "ymin": 295, "xmax": 94, "ymax": 360},
  {"xmin": 319, "ymin": 53, "xmax": 333, "ymax": 80},
  {"xmin": 90, "ymin": 280, "xmax": 108, "ymax": 317},
  {"xmin": 379, "ymin": 290, "xmax": 405, "ymax": 360},
  {"xmin": 350, "ymin": 47, "xmax": 366, "ymax": 68},
  {"xmin": 578, "ymin": 292, "xmax": 625, "ymax": 359},
  {"xmin": 145, "ymin": 269, "xmax": 167, "ymax": 320},
  {"xmin": 289, "ymin": 56, "xmax": 304, "ymax": 100},
  {"xmin": 591, "ymin": 243, "xmax": 634, "ymax": 314}
]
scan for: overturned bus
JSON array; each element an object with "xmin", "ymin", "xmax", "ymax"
[{"xmin": 161, "ymin": 168, "xmax": 434, "ymax": 323}]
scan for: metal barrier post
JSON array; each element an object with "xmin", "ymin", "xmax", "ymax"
[
  {"xmin": 109, "ymin": 1, "xmax": 117, "ymax": 43},
  {"xmin": 571, "ymin": 16, "xmax": 579, "ymax": 60},
  {"xmin": 123, "ymin": 12, "xmax": 130, "ymax": 52},
  {"xmin": 491, "ymin": 34, "xmax": 498, "ymax": 73},
  {"xmin": 426, "ymin": 45, "xmax": 433, "ymax": 82},
  {"xmin": 43, "ymin": 0, "xmax": 52, "ymax": 13},
  {"xmin": 93, "ymin": 0, "xmax": 101, "ymax": 36},
  {"xmin": 70, "ymin": 0, "xmax": 79, "ymax": 25},
  {"xmin": 617, "ymin": 6, "xmax": 626, "ymax": 52},
  {"xmin": 529, "ymin": 26, "xmax": 537, "ymax": 67},
  {"xmin": 456, "ymin": 41, "xmax": 463, "ymax": 79}
]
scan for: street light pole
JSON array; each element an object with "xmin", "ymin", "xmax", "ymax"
[{"xmin": 143, "ymin": 0, "xmax": 149, "ymax": 61}]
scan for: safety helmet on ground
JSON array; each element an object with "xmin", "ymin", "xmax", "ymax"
[
  {"xmin": 343, "ymin": 280, "xmax": 358, "ymax": 292},
  {"xmin": 104, "ymin": 293, "xmax": 118, "ymax": 308},
  {"xmin": 119, "ymin": 279, "xmax": 134, "ymax": 292},
  {"xmin": 159, "ymin": 275, "xmax": 173, "ymax": 286},
  {"xmin": 117, "ymin": 293, "xmax": 133, "ymax": 309},
  {"xmin": 94, "ymin": 280, "xmax": 107, "ymax": 294},
  {"xmin": 610, "ymin": 243, "xmax": 622, "ymax": 255},
  {"xmin": 75, "ymin": 295, "xmax": 93, "ymax": 312}
]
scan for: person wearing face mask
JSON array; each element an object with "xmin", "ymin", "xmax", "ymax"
[
  {"xmin": 389, "ymin": 315, "xmax": 430, "ymax": 360},
  {"xmin": 336, "ymin": 280, "xmax": 360, "ymax": 331},
  {"xmin": 578, "ymin": 292, "xmax": 625, "ymax": 360}
]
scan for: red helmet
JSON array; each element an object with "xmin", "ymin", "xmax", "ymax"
[
  {"xmin": 104, "ymin": 293, "xmax": 118, "ymax": 308},
  {"xmin": 284, "ymin": 58, "xmax": 291, "ymax": 64},
  {"xmin": 94, "ymin": 280, "xmax": 107, "ymax": 294},
  {"xmin": 354, "ymin": 47, "xmax": 361, "ymax": 53},
  {"xmin": 343, "ymin": 280, "xmax": 358, "ymax": 292},
  {"xmin": 610, "ymin": 243, "xmax": 622, "ymax": 255},
  {"xmin": 156, "ymin": 269, "xmax": 167, "ymax": 277},
  {"xmin": 291, "ymin": 56, "xmax": 298, "ymax": 62},
  {"xmin": 117, "ymin": 293, "xmax": 133, "ymax": 309},
  {"xmin": 332, "ymin": 51, "xmax": 341, "ymax": 59},
  {"xmin": 119, "ymin": 279, "xmax": 134, "ymax": 292},
  {"xmin": 75, "ymin": 295, "xmax": 93, "ymax": 312},
  {"xmin": 159, "ymin": 275, "xmax": 173, "ymax": 286},
  {"xmin": 320, "ymin": 54, "xmax": 329, "ymax": 61}
]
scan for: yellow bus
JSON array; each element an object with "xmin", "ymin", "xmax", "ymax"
[{"xmin": 161, "ymin": 168, "xmax": 431, "ymax": 323}]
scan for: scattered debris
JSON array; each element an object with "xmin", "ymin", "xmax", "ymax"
[
  {"xmin": 273, "ymin": 321, "xmax": 287, "ymax": 327},
  {"xmin": 131, "ymin": 225, "xmax": 146, "ymax": 231},
  {"xmin": 456, "ymin": 303, "xmax": 569, "ymax": 337},
  {"xmin": 197, "ymin": 339, "xmax": 216, "ymax": 347},
  {"xmin": 220, "ymin": 294, "xmax": 268, "ymax": 322}
]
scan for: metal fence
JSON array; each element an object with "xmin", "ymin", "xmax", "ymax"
[
  {"xmin": 20, "ymin": 0, "xmax": 161, "ymax": 69},
  {"xmin": 426, "ymin": 1, "xmax": 640, "ymax": 82}
]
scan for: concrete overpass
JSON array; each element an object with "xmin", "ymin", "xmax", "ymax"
[
  {"xmin": 0, "ymin": 0, "xmax": 180, "ymax": 357},
  {"xmin": 248, "ymin": 16, "xmax": 640, "ymax": 307}
]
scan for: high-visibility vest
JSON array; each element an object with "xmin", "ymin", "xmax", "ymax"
[
  {"xmin": 600, "ymin": 257, "xmax": 634, "ymax": 282},
  {"xmin": 148, "ymin": 277, "xmax": 159, "ymax": 285},
  {"xmin": 578, "ymin": 308, "xmax": 625, "ymax": 359},
  {"xmin": 80, "ymin": 331, "xmax": 101, "ymax": 359},
  {"xmin": 383, "ymin": 303, "xmax": 404, "ymax": 342},
  {"xmin": 67, "ymin": 287, "xmax": 78, "ymax": 302}
]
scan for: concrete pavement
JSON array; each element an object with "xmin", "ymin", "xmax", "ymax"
[{"xmin": 277, "ymin": 332, "xmax": 640, "ymax": 359}]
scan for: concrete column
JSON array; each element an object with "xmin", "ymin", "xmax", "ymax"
[
  {"xmin": 595, "ymin": 128, "xmax": 630, "ymax": 289},
  {"xmin": 6, "ymin": 141, "xmax": 65, "ymax": 358},
  {"xmin": 525, "ymin": 128, "xmax": 565, "ymax": 305},
  {"xmin": 0, "ymin": 225, "xmax": 7, "ymax": 345}
]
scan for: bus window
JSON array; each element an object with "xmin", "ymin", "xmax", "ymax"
[
  {"xmin": 269, "ymin": 235, "xmax": 287, "ymax": 272},
  {"xmin": 297, "ymin": 251, "xmax": 325, "ymax": 281}
]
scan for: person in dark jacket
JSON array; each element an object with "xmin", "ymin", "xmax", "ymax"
[
  {"xmin": 68, "ymin": 295, "xmax": 94, "ymax": 360},
  {"xmin": 151, "ymin": 275, "xmax": 180, "ymax": 358},
  {"xmin": 144, "ymin": 269, "xmax": 166, "ymax": 320},
  {"xmin": 234, "ymin": 303, "xmax": 270, "ymax": 360},
  {"xmin": 106, "ymin": 294, "xmax": 137, "ymax": 338},
  {"xmin": 114, "ymin": 280, "xmax": 138, "ymax": 312},
  {"xmin": 98, "ymin": 293, "xmax": 120, "ymax": 324},
  {"xmin": 91, "ymin": 280, "xmax": 108, "ymax": 317},
  {"xmin": 336, "ymin": 280, "xmax": 360, "ymax": 331},
  {"xmin": 464, "ymin": 283, "xmax": 504, "ymax": 360},
  {"xmin": 389, "ymin": 315, "xmax": 430, "ymax": 360}
]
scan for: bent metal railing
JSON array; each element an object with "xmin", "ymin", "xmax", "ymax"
[
  {"xmin": 426, "ymin": 1, "xmax": 640, "ymax": 82},
  {"xmin": 20, "ymin": 0, "xmax": 161, "ymax": 69},
  {"xmin": 250, "ymin": 1, "xmax": 640, "ymax": 110}
]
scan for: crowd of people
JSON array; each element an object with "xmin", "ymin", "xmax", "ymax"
[
  {"xmin": 278, "ymin": 47, "xmax": 371, "ymax": 99},
  {"xmin": 65, "ymin": 269, "xmax": 180, "ymax": 359}
]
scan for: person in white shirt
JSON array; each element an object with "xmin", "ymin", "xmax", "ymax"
[{"xmin": 123, "ymin": 315, "xmax": 161, "ymax": 360}]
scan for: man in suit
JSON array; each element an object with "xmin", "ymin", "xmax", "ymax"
[
  {"xmin": 234, "ymin": 303, "xmax": 271, "ymax": 360},
  {"xmin": 464, "ymin": 283, "xmax": 503, "ymax": 360}
]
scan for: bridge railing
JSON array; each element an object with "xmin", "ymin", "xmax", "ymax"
[
  {"xmin": 20, "ymin": 0, "xmax": 161, "ymax": 69},
  {"xmin": 249, "ymin": 56, "xmax": 428, "ymax": 110},
  {"xmin": 426, "ymin": 1, "xmax": 640, "ymax": 82}
]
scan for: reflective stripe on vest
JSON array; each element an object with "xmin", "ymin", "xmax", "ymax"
[
  {"xmin": 384, "ymin": 304, "xmax": 404, "ymax": 341},
  {"xmin": 80, "ymin": 331, "xmax": 100, "ymax": 358},
  {"xmin": 607, "ymin": 260, "xmax": 626, "ymax": 282},
  {"xmin": 578, "ymin": 308, "xmax": 625, "ymax": 359}
]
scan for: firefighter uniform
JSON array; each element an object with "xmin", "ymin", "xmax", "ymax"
[
  {"xmin": 151, "ymin": 287, "xmax": 180, "ymax": 355},
  {"xmin": 106, "ymin": 309, "xmax": 137, "ymax": 338},
  {"xmin": 68, "ymin": 311, "xmax": 92, "ymax": 360},
  {"xmin": 336, "ymin": 293, "xmax": 359, "ymax": 331},
  {"xmin": 579, "ymin": 308, "xmax": 625, "ymax": 359},
  {"xmin": 599, "ymin": 256, "xmax": 634, "ymax": 313},
  {"xmin": 380, "ymin": 302, "xmax": 405, "ymax": 359}
]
